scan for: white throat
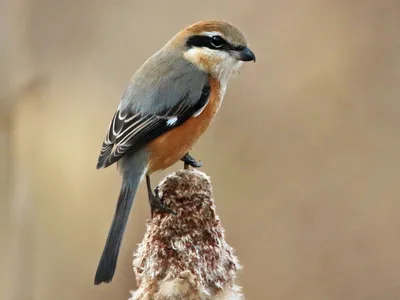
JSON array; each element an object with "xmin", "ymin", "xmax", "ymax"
[
  {"xmin": 184, "ymin": 47, "xmax": 243, "ymax": 86},
  {"xmin": 212, "ymin": 55, "xmax": 243, "ymax": 86},
  {"xmin": 184, "ymin": 47, "xmax": 243, "ymax": 113}
]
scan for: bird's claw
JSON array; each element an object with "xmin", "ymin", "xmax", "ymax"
[
  {"xmin": 149, "ymin": 191, "xmax": 176, "ymax": 215},
  {"xmin": 181, "ymin": 153, "xmax": 203, "ymax": 169}
]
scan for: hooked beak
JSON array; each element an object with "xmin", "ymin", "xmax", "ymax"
[{"xmin": 236, "ymin": 47, "xmax": 256, "ymax": 62}]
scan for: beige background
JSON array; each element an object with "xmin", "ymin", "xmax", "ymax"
[{"xmin": 1, "ymin": 0, "xmax": 400, "ymax": 299}]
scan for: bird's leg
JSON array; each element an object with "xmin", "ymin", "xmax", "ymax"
[
  {"xmin": 181, "ymin": 152, "xmax": 203, "ymax": 170},
  {"xmin": 146, "ymin": 175, "xmax": 176, "ymax": 216}
]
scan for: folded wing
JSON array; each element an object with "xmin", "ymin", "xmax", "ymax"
[{"xmin": 96, "ymin": 82, "xmax": 210, "ymax": 169}]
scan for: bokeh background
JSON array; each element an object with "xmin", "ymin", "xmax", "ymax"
[{"xmin": 1, "ymin": 0, "xmax": 400, "ymax": 299}]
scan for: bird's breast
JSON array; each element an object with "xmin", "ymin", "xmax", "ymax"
[{"xmin": 147, "ymin": 77, "xmax": 224, "ymax": 174}]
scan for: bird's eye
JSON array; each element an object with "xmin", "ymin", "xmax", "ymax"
[{"xmin": 210, "ymin": 36, "xmax": 225, "ymax": 48}]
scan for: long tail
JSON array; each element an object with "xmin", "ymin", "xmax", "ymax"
[{"xmin": 94, "ymin": 154, "xmax": 147, "ymax": 285}]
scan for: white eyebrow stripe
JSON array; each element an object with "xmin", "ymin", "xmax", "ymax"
[{"xmin": 201, "ymin": 31, "xmax": 224, "ymax": 38}]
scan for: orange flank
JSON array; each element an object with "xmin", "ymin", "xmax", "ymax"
[{"xmin": 147, "ymin": 77, "xmax": 222, "ymax": 174}]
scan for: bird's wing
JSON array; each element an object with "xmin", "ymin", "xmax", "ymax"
[{"xmin": 96, "ymin": 78, "xmax": 210, "ymax": 169}]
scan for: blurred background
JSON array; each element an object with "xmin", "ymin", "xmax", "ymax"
[{"xmin": 1, "ymin": 0, "xmax": 400, "ymax": 299}]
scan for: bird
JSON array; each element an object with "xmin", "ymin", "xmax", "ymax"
[{"xmin": 94, "ymin": 20, "xmax": 256, "ymax": 285}]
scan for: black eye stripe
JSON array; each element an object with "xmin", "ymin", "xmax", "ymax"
[
  {"xmin": 186, "ymin": 35, "xmax": 234, "ymax": 50},
  {"xmin": 234, "ymin": 45, "xmax": 245, "ymax": 51}
]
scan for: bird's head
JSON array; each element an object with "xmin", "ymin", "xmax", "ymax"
[{"xmin": 167, "ymin": 20, "xmax": 256, "ymax": 82}]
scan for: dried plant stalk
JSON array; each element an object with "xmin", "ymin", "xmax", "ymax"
[{"xmin": 130, "ymin": 169, "xmax": 243, "ymax": 300}]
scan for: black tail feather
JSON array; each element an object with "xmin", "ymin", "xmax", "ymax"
[{"xmin": 94, "ymin": 183, "xmax": 134, "ymax": 285}]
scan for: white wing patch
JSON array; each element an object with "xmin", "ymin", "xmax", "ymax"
[{"xmin": 166, "ymin": 116, "xmax": 178, "ymax": 126}]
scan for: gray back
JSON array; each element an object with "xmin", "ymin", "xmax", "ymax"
[{"xmin": 118, "ymin": 47, "xmax": 208, "ymax": 115}]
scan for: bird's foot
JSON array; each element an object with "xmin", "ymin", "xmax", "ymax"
[
  {"xmin": 181, "ymin": 152, "xmax": 203, "ymax": 170},
  {"xmin": 149, "ymin": 187, "xmax": 176, "ymax": 215}
]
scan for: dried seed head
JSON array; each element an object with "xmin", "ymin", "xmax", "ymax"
[{"xmin": 130, "ymin": 169, "xmax": 243, "ymax": 300}]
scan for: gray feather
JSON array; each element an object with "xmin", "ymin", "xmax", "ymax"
[
  {"xmin": 96, "ymin": 47, "xmax": 210, "ymax": 169},
  {"xmin": 119, "ymin": 47, "xmax": 208, "ymax": 114},
  {"xmin": 94, "ymin": 150, "xmax": 148, "ymax": 284}
]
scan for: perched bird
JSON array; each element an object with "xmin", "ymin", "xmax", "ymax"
[{"xmin": 94, "ymin": 20, "xmax": 256, "ymax": 285}]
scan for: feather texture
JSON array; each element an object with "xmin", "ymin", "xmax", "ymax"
[{"xmin": 97, "ymin": 80, "xmax": 210, "ymax": 169}]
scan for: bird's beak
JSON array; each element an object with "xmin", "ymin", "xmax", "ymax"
[{"xmin": 237, "ymin": 47, "xmax": 256, "ymax": 62}]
